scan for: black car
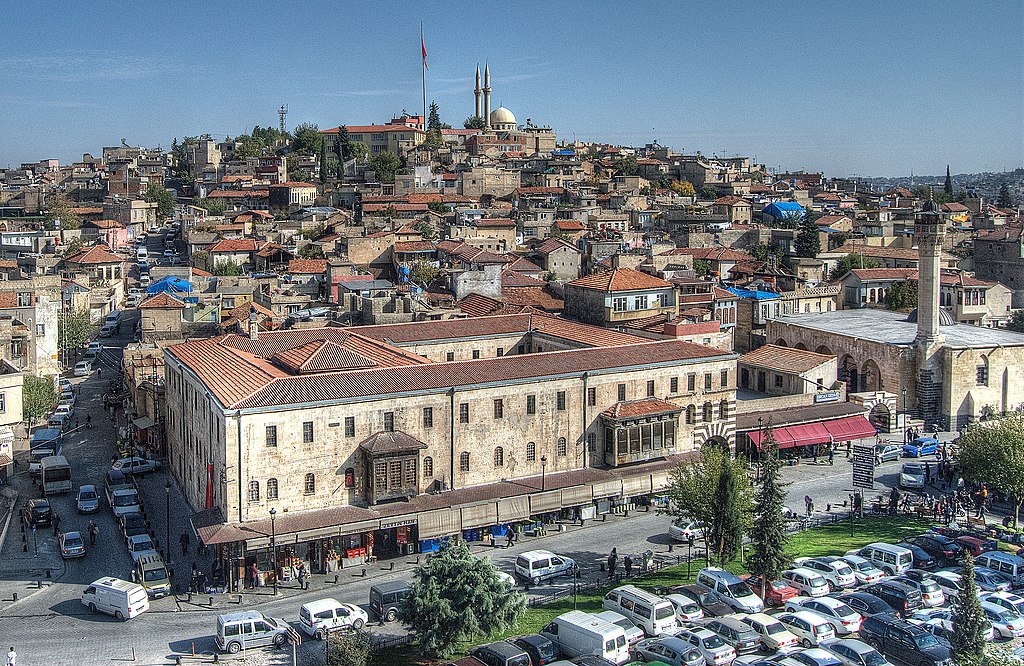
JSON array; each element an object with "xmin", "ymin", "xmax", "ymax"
[
  {"xmin": 902, "ymin": 534, "xmax": 963, "ymax": 566},
  {"xmin": 119, "ymin": 512, "xmax": 147, "ymax": 540},
  {"xmin": 836, "ymin": 591, "xmax": 897, "ymax": 617},
  {"xmin": 26, "ymin": 498, "xmax": 52, "ymax": 527},
  {"xmin": 469, "ymin": 641, "xmax": 531, "ymax": 666},
  {"xmin": 508, "ymin": 635, "xmax": 558, "ymax": 666},
  {"xmin": 901, "ymin": 544, "xmax": 937, "ymax": 570},
  {"xmin": 859, "ymin": 614, "xmax": 951, "ymax": 666},
  {"xmin": 570, "ymin": 658, "xmax": 617, "ymax": 666},
  {"xmin": 862, "ymin": 581, "xmax": 924, "ymax": 615}
]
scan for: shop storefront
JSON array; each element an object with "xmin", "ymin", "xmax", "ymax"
[{"xmin": 374, "ymin": 517, "xmax": 417, "ymax": 558}]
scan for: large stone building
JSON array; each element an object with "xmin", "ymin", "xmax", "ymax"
[
  {"xmin": 973, "ymin": 226, "xmax": 1024, "ymax": 308},
  {"xmin": 563, "ymin": 268, "xmax": 677, "ymax": 327},
  {"xmin": 168, "ymin": 313, "xmax": 735, "ymax": 588},
  {"xmin": 768, "ymin": 201, "xmax": 1024, "ymax": 430}
]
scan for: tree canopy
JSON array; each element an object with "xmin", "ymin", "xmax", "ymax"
[
  {"xmin": 950, "ymin": 553, "xmax": 988, "ymax": 666},
  {"xmin": 144, "ymin": 183, "xmax": 176, "ymax": 220},
  {"xmin": 1008, "ymin": 310, "xmax": 1024, "ymax": 333},
  {"xmin": 884, "ymin": 280, "xmax": 918, "ymax": 311},
  {"xmin": 670, "ymin": 180, "xmax": 696, "ymax": 197},
  {"xmin": 958, "ymin": 416, "xmax": 1024, "ymax": 527},
  {"xmin": 829, "ymin": 253, "xmax": 881, "ymax": 280},
  {"xmin": 427, "ymin": 101, "xmax": 451, "ymax": 132},
  {"xmin": 398, "ymin": 540, "xmax": 526, "ymax": 658},
  {"xmin": 464, "ymin": 115, "xmax": 485, "ymax": 130},
  {"xmin": 193, "ymin": 197, "xmax": 226, "ymax": 216},
  {"xmin": 613, "ymin": 155, "xmax": 639, "ymax": 176},
  {"xmin": 998, "ymin": 182, "xmax": 1014, "ymax": 208},
  {"xmin": 794, "ymin": 213, "xmax": 821, "ymax": 258},
  {"xmin": 368, "ymin": 151, "xmax": 402, "ymax": 183},
  {"xmin": 212, "ymin": 260, "xmax": 243, "ymax": 276},
  {"xmin": 700, "ymin": 185, "xmax": 719, "ymax": 200},
  {"xmin": 292, "ymin": 122, "xmax": 323, "ymax": 155},
  {"xmin": 747, "ymin": 435, "xmax": 791, "ymax": 587},
  {"xmin": 23, "ymin": 375, "xmax": 56, "ymax": 426},
  {"xmin": 58, "ymin": 307, "xmax": 95, "ymax": 352},
  {"xmin": 46, "ymin": 192, "xmax": 81, "ymax": 230}
]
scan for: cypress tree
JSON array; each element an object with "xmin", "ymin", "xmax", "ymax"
[
  {"xmin": 747, "ymin": 434, "xmax": 790, "ymax": 593},
  {"xmin": 944, "ymin": 165, "xmax": 953, "ymax": 196},
  {"xmin": 951, "ymin": 553, "xmax": 989, "ymax": 666},
  {"xmin": 794, "ymin": 213, "xmax": 821, "ymax": 258},
  {"xmin": 997, "ymin": 182, "xmax": 1014, "ymax": 209},
  {"xmin": 710, "ymin": 461, "xmax": 745, "ymax": 565}
]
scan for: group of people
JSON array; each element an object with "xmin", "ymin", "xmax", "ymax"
[{"xmin": 606, "ymin": 547, "xmax": 654, "ymax": 579}]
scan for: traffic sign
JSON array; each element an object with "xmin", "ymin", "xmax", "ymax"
[{"xmin": 852, "ymin": 444, "xmax": 876, "ymax": 489}]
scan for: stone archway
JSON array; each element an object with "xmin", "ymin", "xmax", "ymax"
[
  {"xmin": 795, "ymin": 342, "xmax": 808, "ymax": 351},
  {"xmin": 815, "ymin": 345, "xmax": 833, "ymax": 357},
  {"xmin": 775, "ymin": 339, "xmax": 788, "ymax": 347},
  {"xmin": 869, "ymin": 403, "xmax": 892, "ymax": 433},
  {"xmin": 840, "ymin": 355, "xmax": 858, "ymax": 390},
  {"xmin": 862, "ymin": 359, "xmax": 883, "ymax": 392}
]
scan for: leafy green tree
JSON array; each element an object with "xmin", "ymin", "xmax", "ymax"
[
  {"xmin": 997, "ymin": 182, "xmax": 1014, "ymax": 208},
  {"xmin": 212, "ymin": 260, "xmax": 243, "ymax": 276},
  {"xmin": 749, "ymin": 242, "xmax": 772, "ymax": 262},
  {"xmin": 413, "ymin": 220, "xmax": 437, "ymax": 241},
  {"xmin": 464, "ymin": 115, "xmax": 486, "ymax": 130},
  {"xmin": 747, "ymin": 435, "xmax": 791, "ymax": 592},
  {"xmin": 427, "ymin": 201, "xmax": 450, "ymax": 215},
  {"xmin": 613, "ymin": 155, "xmax": 639, "ymax": 176},
  {"xmin": 427, "ymin": 101, "xmax": 451, "ymax": 132},
  {"xmin": 410, "ymin": 262, "xmax": 440, "ymax": 286},
  {"xmin": 670, "ymin": 180, "xmax": 697, "ymax": 197},
  {"xmin": 794, "ymin": 214, "xmax": 821, "ymax": 258},
  {"xmin": 61, "ymin": 237, "xmax": 84, "ymax": 258},
  {"xmin": 292, "ymin": 122, "xmax": 323, "ymax": 155},
  {"xmin": 191, "ymin": 250, "xmax": 210, "ymax": 268},
  {"xmin": 398, "ymin": 540, "xmax": 526, "ymax": 659},
  {"xmin": 46, "ymin": 192, "xmax": 82, "ymax": 230},
  {"xmin": 349, "ymin": 142, "xmax": 369, "ymax": 162},
  {"xmin": 950, "ymin": 553, "xmax": 988, "ymax": 666},
  {"xmin": 144, "ymin": 183, "xmax": 176, "ymax": 220},
  {"xmin": 700, "ymin": 185, "xmax": 718, "ymax": 200},
  {"xmin": 710, "ymin": 460, "xmax": 746, "ymax": 565},
  {"xmin": 326, "ymin": 629, "xmax": 372, "ymax": 666},
  {"xmin": 944, "ymin": 165, "xmax": 953, "ymax": 196},
  {"xmin": 231, "ymin": 134, "xmax": 265, "ymax": 160},
  {"xmin": 693, "ymin": 258, "xmax": 711, "ymax": 277},
  {"xmin": 58, "ymin": 307, "xmax": 95, "ymax": 354},
  {"xmin": 368, "ymin": 151, "xmax": 402, "ymax": 183},
  {"xmin": 298, "ymin": 243, "xmax": 324, "ymax": 259},
  {"xmin": 23, "ymin": 375, "xmax": 56, "ymax": 427},
  {"xmin": 193, "ymin": 197, "xmax": 226, "ymax": 216},
  {"xmin": 663, "ymin": 445, "xmax": 752, "ymax": 566},
  {"xmin": 829, "ymin": 253, "xmax": 881, "ymax": 280},
  {"xmin": 1008, "ymin": 310, "xmax": 1024, "ymax": 333},
  {"xmin": 957, "ymin": 416, "xmax": 1024, "ymax": 527},
  {"xmin": 884, "ymin": 280, "xmax": 918, "ymax": 311}
]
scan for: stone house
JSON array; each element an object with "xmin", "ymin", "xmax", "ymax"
[
  {"xmin": 738, "ymin": 344, "xmax": 838, "ymax": 397},
  {"xmin": 532, "ymin": 238, "xmax": 581, "ymax": 281},
  {"xmin": 712, "ymin": 196, "xmax": 752, "ymax": 225},
  {"xmin": 138, "ymin": 292, "xmax": 185, "ymax": 341},
  {"xmin": 564, "ymin": 268, "xmax": 676, "ymax": 327}
]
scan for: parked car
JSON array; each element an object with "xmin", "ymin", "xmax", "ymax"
[
  {"xmin": 899, "ymin": 463, "xmax": 926, "ymax": 490},
  {"xmin": 515, "ymin": 550, "xmax": 576, "ymax": 586},
  {"xmin": 980, "ymin": 601, "xmax": 1024, "ymax": 638},
  {"xmin": 632, "ymin": 637, "xmax": 705, "ymax": 666},
  {"xmin": 26, "ymin": 498, "xmax": 52, "ymax": 527},
  {"xmin": 822, "ymin": 638, "xmax": 892, "ymax": 666},
  {"xmin": 591, "ymin": 610, "xmax": 644, "ymax": 646},
  {"xmin": 59, "ymin": 531, "xmax": 86, "ymax": 558},
  {"xmin": 902, "ymin": 437, "xmax": 939, "ymax": 457},
  {"xmin": 740, "ymin": 575, "xmax": 798, "ymax": 606},
  {"xmin": 784, "ymin": 596, "xmax": 862, "ymax": 635},
  {"xmin": 861, "ymin": 580, "xmax": 923, "ymax": 616},
  {"xmin": 900, "ymin": 545, "xmax": 936, "ymax": 571},
  {"xmin": 657, "ymin": 584, "xmax": 733, "ymax": 617},
  {"xmin": 775, "ymin": 610, "xmax": 836, "ymax": 647},
  {"xmin": 664, "ymin": 593, "xmax": 705, "ymax": 623},
  {"xmin": 911, "ymin": 617, "xmax": 993, "ymax": 643},
  {"xmin": 858, "ymin": 614, "xmax": 951, "ymax": 666},
  {"xmin": 980, "ymin": 591, "xmax": 1024, "ymax": 616},
  {"xmin": 928, "ymin": 571, "xmax": 964, "ymax": 598},
  {"xmin": 901, "ymin": 534, "xmax": 963, "ymax": 567},
  {"xmin": 894, "ymin": 571, "xmax": 944, "ymax": 607},
  {"xmin": 788, "ymin": 648, "xmax": 842, "ymax": 666},
  {"xmin": 298, "ymin": 598, "xmax": 368, "ymax": 638},
  {"xmin": 671, "ymin": 627, "xmax": 736, "ymax": 666},
  {"xmin": 119, "ymin": 512, "xmax": 148, "ymax": 540},
  {"xmin": 874, "ymin": 444, "xmax": 902, "ymax": 464},
  {"xmin": 508, "ymin": 634, "xmax": 559, "ymax": 666},
  {"xmin": 669, "ymin": 518, "xmax": 703, "ymax": 543},
  {"xmin": 74, "ymin": 360, "xmax": 93, "ymax": 376},
  {"xmin": 835, "ymin": 593, "xmax": 897, "ymax": 618},
  {"xmin": 215, "ymin": 611, "xmax": 290, "ymax": 653},
  {"xmin": 700, "ymin": 617, "xmax": 761, "ymax": 654},
  {"xmin": 793, "ymin": 557, "xmax": 857, "ymax": 591},
  {"xmin": 780, "ymin": 568, "xmax": 830, "ymax": 597},
  {"xmin": 944, "ymin": 565, "xmax": 1011, "ymax": 592},
  {"xmin": 111, "ymin": 456, "xmax": 161, "ymax": 477},
  {"xmin": 839, "ymin": 556, "xmax": 886, "ymax": 585},
  {"xmin": 737, "ymin": 612, "xmax": 798, "ymax": 652},
  {"xmin": 76, "ymin": 484, "xmax": 100, "ymax": 513},
  {"xmin": 126, "ymin": 534, "xmax": 157, "ymax": 563}
]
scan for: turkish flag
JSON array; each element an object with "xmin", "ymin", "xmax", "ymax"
[{"xmin": 421, "ymin": 36, "xmax": 428, "ymax": 70}]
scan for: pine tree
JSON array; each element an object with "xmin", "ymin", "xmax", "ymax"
[
  {"xmin": 997, "ymin": 182, "xmax": 1014, "ymax": 208},
  {"xmin": 951, "ymin": 553, "xmax": 989, "ymax": 666},
  {"xmin": 427, "ymin": 101, "xmax": 442, "ymax": 133},
  {"xmin": 794, "ymin": 213, "xmax": 821, "ymax": 258},
  {"xmin": 747, "ymin": 434, "xmax": 790, "ymax": 592},
  {"xmin": 710, "ymin": 461, "xmax": 745, "ymax": 565},
  {"xmin": 944, "ymin": 165, "xmax": 953, "ymax": 195}
]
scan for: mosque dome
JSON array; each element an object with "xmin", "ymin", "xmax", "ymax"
[
  {"xmin": 489, "ymin": 106, "xmax": 516, "ymax": 127},
  {"xmin": 905, "ymin": 307, "xmax": 956, "ymax": 326}
]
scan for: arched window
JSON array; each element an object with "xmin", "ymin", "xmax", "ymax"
[
  {"xmin": 526, "ymin": 442, "xmax": 536, "ymax": 462},
  {"xmin": 703, "ymin": 402, "xmax": 713, "ymax": 422},
  {"xmin": 247, "ymin": 480, "xmax": 260, "ymax": 502},
  {"xmin": 494, "ymin": 447, "xmax": 505, "ymax": 467},
  {"xmin": 557, "ymin": 437, "xmax": 567, "ymax": 457},
  {"xmin": 977, "ymin": 356, "xmax": 989, "ymax": 386},
  {"xmin": 686, "ymin": 405, "xmax": 696, "ymax": 424},
  {"xmin": 267, "ymin": 478, "xmax": 278, "ymax": 500},
  {"xmin": 423, "ymin": 456, "xmax": 433, "ymax": 479},
  {"xmin": 460, "ymin": 451, "xmax": 471, "ymax": 472},
  {"xmin": 304, "ymin": 473, "xmax": 315, "ymax": 495},
  {"xmin": 719, "ymin": 399, "xmax": 729, "ymax": 419}
]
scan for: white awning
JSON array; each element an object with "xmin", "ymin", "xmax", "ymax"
[
  {"xmin": 418, "ymin": 508, "xmax": 462, "ymax": 540},
  {"xmin": 133, "ymin": 416, "xmax": 156, "ymax": 430},
  {"xmin": 461, "ymin": 503, "xmax": 498, "ymax": 530}
]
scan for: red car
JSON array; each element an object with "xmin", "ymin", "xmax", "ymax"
[
  {"xmin": 957, "ymin": 535, "xmax": 996, "ymax": 557},
  {"xmin": 741, "ymin": 574, "xmax": 798, "ymax": 606}
]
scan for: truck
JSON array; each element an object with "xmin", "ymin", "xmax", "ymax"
[
  {"xmin": 28, "ymin": 429, "xmax": 63, "ymax": 476},
  {"xmin": 105, "ymin": 469, "xmax": 141, "ymax": 518}
]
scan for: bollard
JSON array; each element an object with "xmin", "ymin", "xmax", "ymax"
[
  {"xmin": 601, "ymin": 514, "xmax": 607, "ymax": 522},
  {"xmin": 600, "ymin": 562, "xmax": 605, "ymax": 571},
  {"xmin": 362, "ymin": 568, "xmax": 367, "ymax": 577},
  {"xmin": 668, "ymin": 543, "xmax": 673, "ymax": 553},
  {"xmin": 209, "ymin": 596, "xmax": 214, "ymax": 606},
  {"xmin": 334, "ymin": 574, "xmax": 339, "ymax": 584},
  {"xmin": 213, "ymin": 655, "xmax": 219, "ymax": 663},
  {"xmin": 416, "ymin": 556, "xmax": 420, "ymax": 564},
  {"xmin": 12, "ymin": 593, "xmax": 17, "ymax": 602},
  {"xmin": 192, "ymin": 642, "xmax": 195, "ymax": 656},
  {"xmin": 187, "ymin": 592, "xmax": 192, "ymax": 603},
  {"xmin": 389, "ymin": 562, "xmax": 394, "ymax": 571}
]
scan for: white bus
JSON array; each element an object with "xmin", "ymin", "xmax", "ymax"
[{"xmin": 41, "ymin": 455, "xmax": 72, "ymax": 495}]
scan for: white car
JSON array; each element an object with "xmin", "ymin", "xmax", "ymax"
[
  {"xmin": 111, "ymin": 457, "xmax": 161, "ymax": 477},
  {"xmin": 823, "ymin": 638, "xmax": 893, "ymax": 666},
  {"xmin": 126, "ymin": 534, "xmax": 157, "ymax": 563},
  {"xmin": 794, "ymin": 557, "xmax": 857, "ymax": 591},
  {"xmin": 298, "ymin": 598, "xmax": 368, "ymax": 638},
  {"xmin": 899, "ymin": 462, "xmax": 926, "ymax": 490},
  {"xmin": 784, "ymin": 596, "xmax": 862, "ymax": 635},
  {"xmin": 839, "ymin": 555, "xmax": 886, "ymax": 585},
  {"xmin": 669, "ymin": 518, "xmax": 703, "ymax": 542},
  {"xmin": 776, "ymin": 610, "xmax": 836, "ymax": 647},
  {"xmin": 671, "ymin": 627, "xmax": 736, "ymax": 666},
  {"xmin": 981, "ymin": 600, "xmax": 1024, "ymax": 638},
  {"xmin": 738, "ymin": 612, "xmax": 798, "ymax": 652},
  {"xmin": 780, "ymin": 568, "xmax": 830, "ymax": 597},
  {"xmin": 929, "ymin": 570, "xmax": 965, "ymax": 597},
  {"xmin": 982, "ymin": 591, "xmax": 1024, "ymax": 616},
  {"xmin": 53, "ymin": 404, "xmax": 73, "ymax": 419},
  {"xmin": 911, "ymin": 608, "xmax": 997, "ymax": 640},
  {"xmin": 895, "ymin": 574, "xmax": 945, "ymax": 607},
  {"xmin": 665, "ymin": 593, "xmax": 704, "ymax": 622}
]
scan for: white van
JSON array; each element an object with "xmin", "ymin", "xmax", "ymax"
[
  {"xmin": 298, "ymin": 598, "xmax": 368, "ymax": 638},
  {"xmin": 81, "ymin": 577, "xmax": 150, "ymax": 620},
  {"xmin": 136, "ymin": 247, "xmax": 149, "ymax": 259},
  {"xmin": 105, "ymin": 309, "xmax": 121, "ymax": 324},
  {"xmin": 976, "ymin": 552, "xmax": 1024, "ymax": 587},
  {"xmin": 515, "ymin": 550, "xmax": 576, "ymax": 586},
  {"xmin": 602, "ymin": 585, "xmax": 677, "ymax": 636},
  {"xmin": 850, "ymin": 543, "xmax": 914, "ymax": 576},
  {"xmin": 592, "ymin": 610, "xmax": 645, "ymax": 646},
  {"xmin": 696, "ymin": 567, "xmax": 765, "ymax": 613},
  {"xmin": 780, "ymin": 568, "xmax": 830, "ymax": 597},
  {"xmin": 540, "ymin": 611, "xmax": 630, "ymax": 664}
]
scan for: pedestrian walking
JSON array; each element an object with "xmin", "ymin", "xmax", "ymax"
[
  {"xmin": 86, "ymin": 414, "xmax": 92, "ymax": 429},
  {"xmin": 978, "ymin": 504, "xmax": 987, "ymax": 521},
  {"xmin": 806, "ymin": 500, "xmax": 814, "ymax": 517},
  {"xmin": 607, "ymin": 548, "xmax": 618, "ymax": 579},
  {"xmin": 812, "ymin": 446, "xmax": 818, "ymax": 463},
  {"xmin": 924, "ymin": 462, "xmax": 931, "ymax": 483},
  {"xmin": 75, "ymin": 417, "xmax": 79, "ymax": 430},
  {"xmin": 88, "ymin": 520, "xmax": 98, "ymax": 545},
  {"xmin": 504, "ymin": 526, "xmax": 513, "ymax": 548},
  {"xmin": 297, "ymin": 562, "xmax": 308, "ymax": 591},
  {"xmin": 7, "ymin": 646, "xmax": 15, "ymax": 666},
  {"xmin": 828, "ymin": 447, "xmax": 835, "ymax": 466},
  {"xmin": 52, "ymin": 512, "xmax": 61, "ymax": 536},
  {"xmin": 845, "ymin": 441, "xmax": 851, "ymax": 458},
  {"xmin": 623, "ymin": 554, "xmax": 633, "ymax": 577},
  {"xmin": 804, "ymin": 495, "xmax": 812, "ymax": 514},
  {"xmin": 180, "ymin": 531, "xmax": 190, "ymax": 556}
]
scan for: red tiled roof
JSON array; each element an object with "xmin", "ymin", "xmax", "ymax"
[
  {"xmin": 815, "ymin": 215, "xmax": 850, "ymax": 227},
  {"xmin": 475, "ymin": 218, "xmax": 515, "ymax": 228},
  {"xmin": 436, "ymin": 240, "xmax": 507, "ymax": 265},
  {"xmin": 848, "ymin": 268, "xmax": 996, "ymax": 288},
  {"xmin": 507, "ymin": 256, "xmax": 543, "ymax": 273},
  {"xmin": 138, "ymin": 292, "xmax": 186, "ymax": 309},
  {"xmin": 205, "ymin": 189, "xmax": 269, "ymax": 198},
  {"xmin": 191, "ymin": 268, "xmax": 213, "ymax": 277},
  {"xmin": 713, "ymin": 196, "xmax": 748, "ymax": 206},
  {"xmin": 739, "ymin": 344, "xmax": 834, "ymax": 373},
  {"xmin": 287, "ymin": 259, "xmax": 327, "ymax": 274},
  {"xmin": 553, "ymin": 220, "xmax": 586, "ymax": 231},
  {"xmin": 567, "ymin": 268, "xmax": 672, "ymax": 292},
  {"xmin": 502, "ymin": 286, "xmax": 564, "ymax": 312},
  {"xmin": 976, "ymin": 226, "xmax": 1022, "ymax": 242},
  {"xmin": 86, "ymin": 218, "xmax": 125, "ymax": 229},
  {"xmin": 601, "ymin": 398, "xmax": 682, "ymax": 420},
  {"xmin": 501, "ymin": 270, "xmax": 545, "ymax": 288},
  {"xmin": 64, "ymin": 244, "xmax": 123, "ymax": 265},
  {"xmin": 535, "ymin": 237, "xmax": 578, "ymax": 256},
  {"xmin": 0, "ymin": 260, "xmax": 18, "ymax": 269},
  {"xmin": 209, "ymin": 239, "xmax": 260, "ymax": 253},
  {"xmin": 272, "ymin": 339, "xmax": 377, "ymax": 373},
  {"xmin": 393, "ymin": 241, "xmax": 436, "ymax": 253},
  {"xmin": 359, "ymin": 430, "xmax": 427, "ymax": 454}
]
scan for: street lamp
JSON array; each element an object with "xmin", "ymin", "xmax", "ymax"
[
  {"xmin": 901, "ymin": 387, "xmax": 908, "ymax": 435},
  {"xmin": 164, "ymin": 480, "xmax": 172, "ymax": 565},
  {"xmin": 269, "ymin": 508, "xmax": 277, "ymax": 596},
  {"xmin": 540, "ymin": 455, "xmax": 548, "ymax": 492},
  {"xmin": 756, "ymin": 417, "xmax": 764, "ymax": 480}
]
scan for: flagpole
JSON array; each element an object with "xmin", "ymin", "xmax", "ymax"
[{"xmin": 420, "ymin": 22, "xmax": 427, "ymax": 130}]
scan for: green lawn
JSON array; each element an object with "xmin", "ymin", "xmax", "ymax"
[{"xmin": 370, "ymin": 516, "xmax": 933, "ymax": 665}]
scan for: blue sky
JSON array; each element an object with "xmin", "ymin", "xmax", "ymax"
[{"xmin": 2, "ymin": 1, "xmax": 1021, "ymax": 176}]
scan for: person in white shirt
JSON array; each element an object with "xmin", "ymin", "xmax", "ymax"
[{"xmin": 7, "ymin": 646, "xmax": 16, "ymax": 666}]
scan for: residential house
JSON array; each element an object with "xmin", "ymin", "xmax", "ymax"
[
  {"xmin": 532, "ymin": 238, "xmax": 581, "ymax": 280},
  {"xmin": 738, "ymin": 344, "xmax": 838, "ymax": 397},
  {"xmin": 138, "ymin": 292, "xmax": 186, "ymax": 342},
  {"xmin": 711, "ymin": 196, "xmax": 752, "ymax": 225},
  {"xmin": 973, "ymin": 226, "xmax": 1024, "ymax": 308},
  {"xmin": 564, "ymin": 268, "xmax": 676, "ymax": 327}
]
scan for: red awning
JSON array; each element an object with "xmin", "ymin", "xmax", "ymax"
[
  {"xmin": 823, "ymin": 415, "xmax": 877, "ymax": 441},
  {"xmin": 781, "ymin": 423, "xmax": 832, "ymax": 448}
]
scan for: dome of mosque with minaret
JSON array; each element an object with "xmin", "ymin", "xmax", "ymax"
[{"xmin": 489, "ymin": 106, "xmax": 516, "ymax": 131}]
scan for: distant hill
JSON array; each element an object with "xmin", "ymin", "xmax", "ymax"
[{"xmin": 858, "ymin": 168, "xmax": 1023, "ymax": 203}]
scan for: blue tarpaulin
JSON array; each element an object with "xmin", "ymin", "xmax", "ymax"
[
  {"xmin": 147, "ymin": 276, "xmax": 193, "ymax": 294},
  {"xmin": 763, "ymin": 202, "xmax": 805, "ymax": 220}
]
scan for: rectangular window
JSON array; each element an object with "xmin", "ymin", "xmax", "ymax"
[
  {"xmin": 493, "ymin": 399, "xmax": 504, "ymax": 419},
  {"xmin": 670, "ymin": 377, "xmax": 679, "ymax": 393},
  {"xmin": 687, "ymin": 374, "xmax": 696, "ymax": 392},
  {"xmin": 617, "ymin": 383, "xmax": 626, "ymax": 401},
  {"xmin": 556, "ymin": 391, "xmax": 566, "ymax": 411},
  {"xmin": 774, "ymin": 375, "xmax": 783, "ymax": 388},
  {"xmin": 587, "ymin": 387, "xmax": 596, "ymax": 406},
  {"xmin": 0, "ymin": 393, "xmax": 4, "ymax": 412},
  {"xmin": 587, "ymin": 432, "xmax": 597, "ymax": 452},
  {"xmin": 635, "ymin": 295, "xmax": 648, "ymax": 310},
  {"xmin": 646, "ymin": 380, "xmax": 655, "ymax": 397},
  {"xmin": 302, "ymin": 421, "xmax": 313, "ymax": 443},
  {"xmin": 423, "ymin": 407, "xmax": 433, "ymax": 428},
  {"xmin": 526, "ymin": 395, "xmax": 536, "ymax": 415},
  {"xmin": 446, "ymin": 351, "xmax": 454, "ymax": 362},
  {"xmin": 612, "ymin": 296, "xmax": 627, "ymax": 312},
  {"xmin": 496, "ymin": 347, "xmax": 504, "ymax": 357},
  {"xmin": 404, "ymin": 459, "xmax": 416, "ymax": 486},
  {"xmin": 472, "ymin": 349, "xmax": 481, "ymax": 359},
  {"xmin": 383, "ymin": 412, "xmax": 395, "ymax": 432},
  {"xmin": 265, "ymin": 425, "xmax": 277, "ymax": 447},
  {"xmin": 704, "ymin": 373, "xmax": 712, "ymax": 390},
  {"xmin": 459, "ymin": 402, "xmax": 469, "ymax": 423},
  {"xmin": 721, "ymin": 369, "xmax": 728, "ymax": 388},
  {"xmin": 977, "ymin": 363, "xmax": 989, "ymax": 386},
  {"xmin": 344, "ymin": 417, "xmax": 355, "ymax": 437}
]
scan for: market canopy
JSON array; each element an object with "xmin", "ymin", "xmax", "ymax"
[{"xmin": 746, "ymin": 415, "xmax": 876, "ymax": 449}]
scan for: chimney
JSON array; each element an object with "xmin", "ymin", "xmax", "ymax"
[{"xmin": 248, "ymin": 308, "xmax": 259, "ymax": 341}]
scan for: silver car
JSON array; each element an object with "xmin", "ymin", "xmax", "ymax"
[
  {"xmin": 76, "ymin": 485, "xmax": 100, "ymax": 513},
  {"xmin": 823, "ymin": 638, "xmax": 892, "ymax": 666},
  {"xmin": 634, "ymin": 637, "xmax": 706, "ymax": 666}
]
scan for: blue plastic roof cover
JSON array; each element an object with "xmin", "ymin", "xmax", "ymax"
[
  {"xmin": 763, "ymin": 202, "xmax": 805, "ymax": 218},
  {"xmin": 724, "ymin": 286, "xmax": 780, "ymax": 300},
  {"xmin": 146, "ymin": 275, "xmax": 193, "ymax": 294}
]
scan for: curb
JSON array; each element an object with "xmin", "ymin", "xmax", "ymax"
[{"xmin": 0, "ymin": 487, "xmax": 20, "ymax": 555}]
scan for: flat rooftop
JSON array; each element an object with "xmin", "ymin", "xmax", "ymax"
[{"xmin": 776, "ymin": 309, "xmax": 1024, "ymax": 349}]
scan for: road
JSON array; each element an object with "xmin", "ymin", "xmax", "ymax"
[{"xmin": 0, "ymin": 315, "xmax": 933, "ymax": 664}]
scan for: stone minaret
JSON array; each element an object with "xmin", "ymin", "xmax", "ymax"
[
  {"xmin": 914, "ymin": 193, "xmax": 946, "ymax": 427},
  {"xmin": 474, "ymin": 65, "xmax": 482, "ymax": 119},
  {"xmin": 483, "ymin": 63, "xmax": 492, "ymax": 130}
]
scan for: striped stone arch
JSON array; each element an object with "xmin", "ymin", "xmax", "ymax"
[{"xmin": 693, "ymin": 419, "xmax": 735, "ymax": 452}]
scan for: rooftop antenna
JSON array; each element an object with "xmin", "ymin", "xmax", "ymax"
[{"xmin": 278, "ymin": 105, "xmax": 288, "ymax": 134}]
